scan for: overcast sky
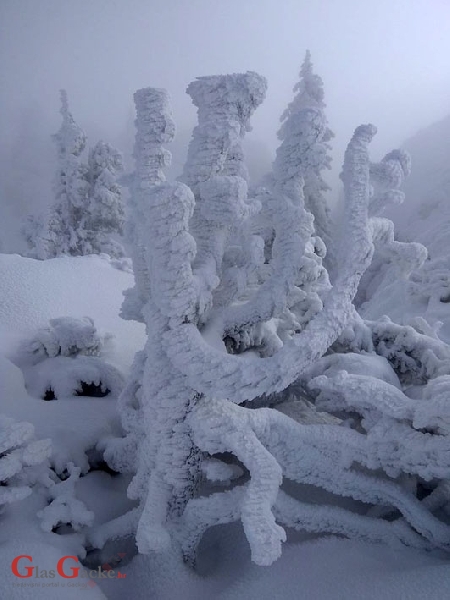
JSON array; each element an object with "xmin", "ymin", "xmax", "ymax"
[{"xmin": 1, "ymin": 0, "xmax": 449, "ymax": 248}]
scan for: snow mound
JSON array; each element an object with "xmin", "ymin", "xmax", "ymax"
[
  {"xmin": 0, "ymin": 253, "xmax": 145, "ymax": 372},
  {"xmin": 0, "ymin": 255, "xmax": 143, "ymax": 473}
]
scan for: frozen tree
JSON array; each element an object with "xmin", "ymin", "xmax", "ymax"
[
  {"xmin": 410, "ymin": 254, "xmax": 450, "ymax": 303},
  {"xmin": 277, "ymin": 50, "xmax": 335, "ymax": 271},
  {"xmin": 120, "ymin": 88, "xmax": 176, "ymax": 324},
  {"xmin": 47, "ymin": 90, "xmax": 90, "ymax": 257},
  {"xmin": 83, "ymin": 140, "xmax": 125, "ymax": 258},
  {"xmin": 41, "ymin": 91, "xmax": 125, "ymax": 259},
  {"xmin": 180, "ymin": 72, "xmax": 268, "ymax": 319},
  {"xmin": 355, "ymin": 149, "xmax": 427, "ymax": 308},
  {"xmin": 96, "ymin": 75, "xmax": 450, "ymax": 568},
  {"xmin": 21, "ymin": 213, "xmax": 48, "ymax": 259}
]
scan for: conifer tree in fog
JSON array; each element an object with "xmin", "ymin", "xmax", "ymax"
[
  {"xmin": 83, "ymin": 140, "xmax": 125, "ymax": 258},
  {"xmin": 32, "ymin": 91, "xmax": 125, "ymax": 259},
  {"xmin": 47, "ymin": 89, "xmax": 90, "ymax": 257},
  {"xmin": 278, "ymin": 50, "xmax": 335, "ymax": 270}
]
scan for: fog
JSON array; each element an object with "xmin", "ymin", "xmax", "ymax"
[{"xmin": 1, "ymin": 0, "xmax": 449, "ymax": 251}]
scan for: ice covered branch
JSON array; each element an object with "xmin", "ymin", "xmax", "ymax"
[
  {"xmin": 181, "ymin": 73, "xmax": 267, "ymax": 313},
  {"xmin": 182, "ymin": 397, "xmax": 450, "ymax": 565},
  {"xmin": 164, "ymin": 124, "xmax": 377, "ymax": 402}
]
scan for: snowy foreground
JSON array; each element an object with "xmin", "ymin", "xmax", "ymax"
[{"xmin": 1, "ymin": 252, "xmax": 450, "ymax": 599}]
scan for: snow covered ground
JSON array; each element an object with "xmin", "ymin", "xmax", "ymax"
[{"xmin": 1, "ymin": 252, "xmax": 449, "ymax": 599}]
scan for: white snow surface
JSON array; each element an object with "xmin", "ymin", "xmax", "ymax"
[
  {"xmin": 0, "ymin": 253, "xmax": 144, "ymax": 370},
  {"xmin": 95, "ymin": 532, "xmax": 450, "ymax": 600}
]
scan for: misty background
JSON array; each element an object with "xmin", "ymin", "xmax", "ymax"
[{"xmin": 1, "ymin": 0, "xmax": 449, "ymax": 252}]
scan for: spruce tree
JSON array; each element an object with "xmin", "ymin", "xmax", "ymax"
[
  {"xmin": 47, "ymin": 90, "xmax": 90, "ymax": 257},
  {"xmin": 278, "ymin": 50, "xmax": 334, "ymax": 270}
]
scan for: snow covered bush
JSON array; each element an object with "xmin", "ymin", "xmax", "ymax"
[
  {"xmin": 16, "ymin": 316, "xmax": 107, "ymax": 364},
  {"xmin": 0, "ymin": 416, "xmax": 95, "ymax": 537},
  {"xmin": 410, "ymin": 255, "xmax": 450, "ymax": 304},
  {"xmin": 98, "ymin": 69, "xmax": 450, "ymax": 569},
  {"xmin": 13, "ymin": 316, "xmax": 124, "ymax": 400},
  {"xmin": 38, "ymin": 462, "xmax": 94, "ymax": 533},
  {"xmin": 0, "ymin": 415, "xmax": 51, "ymax": 510},
  {"xmin": 25, "ymin": 355, "xmax": 124, "ymax": 401}
]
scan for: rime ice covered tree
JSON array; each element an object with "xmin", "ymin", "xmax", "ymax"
[
  {"xmin": 41, "ymin": 91, "xmax": 125, "ymax": 259},
  {"xmin": 277, "ymin": 50, "xmax": 335, "ymax": 270},
  {"xmin": 105, "ymin": 75, "xmax": 269, "ymax": 554},
  {"xmin": 84, "ymin": 140, "xmax": 125, "ymax": 257},
  {"xmin": 22, "ymin": 213, "xmax": 48, "ymax": 259},
  {"xmin": 355, "ymin": 149, "xmax": 427, "ymax": 309},
  {"xmin": 47, "ymin": 90, "xmax": 90, "ymax": 257},
  {"xmin": 97, "ymin": 72, "xmax": 450, "ymax": 569}
]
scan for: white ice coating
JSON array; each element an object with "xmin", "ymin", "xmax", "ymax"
[
  {"xmin": 84, "ymin": 140, "xmax": 125, "ymax": 258},
  {"xmin": 165, "ymin": 125, "xmax": 376, "ymax": 402},
  {"xmin": 356, "ymin": 148, "xmax": 427, "ymax": 307},
  {"xmin": 121, "ymin": 88, "xmax": 177, "ymax": 323},
  {"xmin": 0, "ymin": 415, "xmax": 51, "ymax": 509},
  {"xmin": 102, "ymin": 73, "xmax": 450, "ymax": 569},
  {"xmin": 181, "ymin": 73, "xmax": 267, "ymax": 314}
]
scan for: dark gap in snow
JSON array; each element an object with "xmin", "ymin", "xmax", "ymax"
[
  {"xmin": 52, "ymin": 523, "xmax": 74, "ymax": 534},
  {"xmin": 43, "ymin": 388, "xmax": 56, "ymax": 400},
  {"xmin": 76, "ymin": 381, "xmax": 110, "ymax": 397},
  {"xmin": 90, "ymin": 459, "xmax": 120, "ymax": 477},
  {"xmin": 42, "ymin": 381, "xmax": 111, "ymax": 400},
  {"xmin": 416, "ymin": 482, "xmax": 435, "ymax": 501}
]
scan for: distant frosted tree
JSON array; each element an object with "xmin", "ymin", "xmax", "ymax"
[
  {"xmin": 278, "ymin": 50, "xmax": 335, "ymax": 270},
  {"xmin": 47, "ymin": 90, "xmax": 90, "ymax": 257},
  {"xmin": 21, "ymin": 213, "xmax": 48, "ymax": 259},
  {"xmin": 38, "ymin": 91, "xmax": 125, "ymax": 259},
  {"xmin": 83, "ymin": 140, "xmax": 125, "ymax": 258}
]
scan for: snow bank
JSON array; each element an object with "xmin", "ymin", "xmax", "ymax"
[
  {"xmin": 96, "ymin": 533, "xmax": 450, "ymax": 600},
  {"xmin": 0, "ymin": 253, "xmax": 145, "ymax": 372},
  {"xmin": 0, "ymin": 253, "xmax": 144, "ymax": 472}
]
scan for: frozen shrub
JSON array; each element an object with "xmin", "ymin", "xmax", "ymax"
[
  {"xmin": 0, "ymin": 415, "xmax": 51, "ymax": 510},
  {"xmin": 14, "ymin": 317, "xmax": 123, "ymax": 400}
]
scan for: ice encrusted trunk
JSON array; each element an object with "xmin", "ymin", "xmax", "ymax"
[
  {"xmin": 112, "ymin": 76, "xmax": 267, "ymax": 554},
  {"xmin": 181, "ymin": 73, "xmax": 267, "ymax": 314},
  {"xmin": 118, "ymin": 89, "xmax": 200, "ymax": 554}
]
